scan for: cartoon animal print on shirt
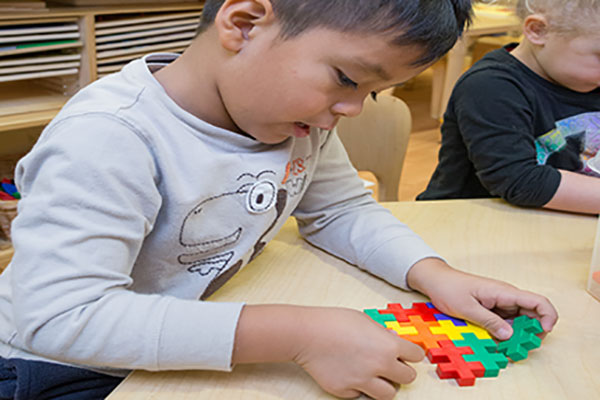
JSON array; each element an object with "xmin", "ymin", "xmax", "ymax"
[
  {"xmin": 535, "ymin": 112, "xmax": 600, "ymax": 176},
  {"xmin": 282, "ymin": 155, "xmax": 311, "ymax": 196},
  {"xmin": 177, "ymin": 169, "xmax": 288, "ymax": 300},
  {"xmin": 202, "ymin": 188, "xmax": 287, "ymax": 299},
  {"xmin": 545, "ymin": 131, "xmax": 585, "ymax": 171}
]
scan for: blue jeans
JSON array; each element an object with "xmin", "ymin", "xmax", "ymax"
[{"xmin": 0, "ymin": 357, "xmax": 123, "ymax": 400}]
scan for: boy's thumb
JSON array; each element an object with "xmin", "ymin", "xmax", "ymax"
[{"xmin": 467, "ymin": 307, "xmax": 513, "ymax": 341}]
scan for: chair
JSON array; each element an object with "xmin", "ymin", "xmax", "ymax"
[{"xmin": 337, "ymin": 94, "xmax": 411, "ymax": 202}]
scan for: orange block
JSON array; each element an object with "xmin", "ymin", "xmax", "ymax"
[{"xmin": 400, "ymin": 315, "xmax": 449, "ymax": 351}]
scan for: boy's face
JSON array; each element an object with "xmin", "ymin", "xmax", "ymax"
[
  {"xmin": 535, "ymin": 31, "xmax": 600, "ymax": 93},
  {"xmin": 217, "ymin": 26, "xmax": 429, "ymax": 144}
]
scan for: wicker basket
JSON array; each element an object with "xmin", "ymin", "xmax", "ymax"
[{"xmin": 0, "ymin": 200, "xmax": 18, "ymax": 242}]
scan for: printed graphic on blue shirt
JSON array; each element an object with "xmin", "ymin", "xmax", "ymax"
[{"xmin": 535, "ymin": 112, "xmax": 600, "ymax": 176}]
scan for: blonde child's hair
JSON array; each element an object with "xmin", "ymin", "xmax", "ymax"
[{"xmin": 516, "ymin": 0, "xmax": 600, "ymax": 33}]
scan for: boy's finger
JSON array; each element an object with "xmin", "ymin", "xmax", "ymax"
[
  {"xmin": 395, "ymin": 338, "xmax": 425, "ymax": 363},
  {"xmin": 359, "ymin": 377, "xmax": 397, "ymax": 400},
  {"xmin": 463, "ymin": 305, "xmax": 513, "ymax": 340},
  {"xmin": 383, "ymin": 358, "xmax": 418, "ymax": 385},
  {"xmin": 508, "ymin": 291, "xmax": 558, "ymax": 332}
]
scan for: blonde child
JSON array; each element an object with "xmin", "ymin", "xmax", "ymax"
[{"xmin": 419, "ymin": 0, "xmax": 600, "ymax": 214}]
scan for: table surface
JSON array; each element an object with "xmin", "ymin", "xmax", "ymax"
[{"xmin": 107, "ymin": 199, "xmax": 600, "ymax": 400}]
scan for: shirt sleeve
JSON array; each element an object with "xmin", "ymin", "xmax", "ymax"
[
  {"xmin": 10, "ymin": 114, "xmax": 243, "ymax": 372},
  {"xmin": 450, "ymin": 70, "xmax": 561, "ymax": 206},
  {"xmin": 292, "ymin": 130, "xmax": 442, "ymax": 290}
]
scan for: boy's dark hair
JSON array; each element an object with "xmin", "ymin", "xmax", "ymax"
[{"xmin": 197, "ymin": 0, "xmax": 472, "ymax": 66}]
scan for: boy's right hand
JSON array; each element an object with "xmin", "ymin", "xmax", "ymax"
[
  {"xmin": 292, "ymin": 307, "xmax": 424, "ymax": 399},
  {"xmin": 233, "ymin": 305, "xmax": 424, "ymax": 400}
]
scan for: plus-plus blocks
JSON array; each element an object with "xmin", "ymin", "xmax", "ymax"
[
  {"xmin": 364, "ymin": 303, "xmax": 542, "ymax": 386},
  {"xmin": 497, "ymin": 314, "xmax": 542, "ymax": 361}
]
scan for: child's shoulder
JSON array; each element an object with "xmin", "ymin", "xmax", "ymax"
[
  {"xmin": 454, "ymin": 46, "xmax": 538, "ymax": 96},
  {"xmin": 44, "ymin": 56, "xmax": 181, "ymax": 149},
  {"xmin": 463, "ymin": 47, "xmax": 523, "ymax": 80},
  {"xmin": 57, "ymin": 59, "xmax": 154, "ymax": 121}
]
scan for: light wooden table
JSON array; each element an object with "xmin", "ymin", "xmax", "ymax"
[
  {"xmin": 430, "ymin": 7, "xmax": 521, "ymax": 119},
  {"xmin": 107, "ymin": 199, "xmax": 600, "ymax": 400}
]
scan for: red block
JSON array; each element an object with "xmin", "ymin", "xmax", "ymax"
[
  {"xmin": 379, "ymin": 303, "xmax": 412, "ymax": 322},
  {"xmin": 408, "ymin": 302, "xmax": 441, "ymax": 321},
  {"xmin": 427, "ymin": 340, "xmax": 485, "ymax": 386},
  {"xmin": 380, "ymin": 302, "xmax": 442, "ymax": 322}
]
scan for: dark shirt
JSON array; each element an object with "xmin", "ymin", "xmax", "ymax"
[
  {"xmin": 0, "ymin": 356, "xmax": 122, "ymax": 400},
  {"xmin": 418, "ymin": 44, "xmax": 600, "ymax": 207}
]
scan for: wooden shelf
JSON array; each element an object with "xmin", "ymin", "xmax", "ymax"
[
  {"xmin": 0, "ymin": 81, "xmax": 68, "ymax": 132},
  {"xmin": 0, "ymin": 2, "xmax": 204, "ymax": 133},
  {"xmin": 0, "ymin": 3, "xmax": 203, "ymax": 20},
  {"xmin": 0, "ymin": 245, "xmax": 13, "ymax": 273}
]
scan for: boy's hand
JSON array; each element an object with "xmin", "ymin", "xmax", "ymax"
[
  {"xmin": 233, "ymin": 305, "xmax": 424, "ymax": 400},
  {"xmin": 406, "ymin": 258, "xmax": 558, "ymax": 341},
  {"xmin": 292, "ymin": 307, "xmax": 424, "ymax": 400}
]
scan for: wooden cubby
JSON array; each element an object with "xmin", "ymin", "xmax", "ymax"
[{"xmin": 0, "ymin": 1, "xmax": 204, "ymax": 133}]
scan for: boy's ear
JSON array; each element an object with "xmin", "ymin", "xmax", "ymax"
[
  {"xmin": 522, "ymin": 14, "xmax": 549, "ymax": 45},
  {"xmin": 214, "ymin": 0, "xmax": 275, "ymax": 52}
]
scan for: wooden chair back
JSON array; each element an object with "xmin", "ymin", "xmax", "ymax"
[{"xmin": 337, "ymin": 95, "xmax": 411, "ymax": 202}]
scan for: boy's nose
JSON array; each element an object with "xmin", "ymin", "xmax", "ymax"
[{"xmin": 330, "ymin": 97, "xmax": 365, "ymax": 118}]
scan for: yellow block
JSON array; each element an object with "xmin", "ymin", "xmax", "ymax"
[
  {"xmin": 385, "ymin": 321, "xmax": 418, "ymax": 336},
  {"xmin": 429, "ymin": 320, "xmax": 492, "ymax": 340}
]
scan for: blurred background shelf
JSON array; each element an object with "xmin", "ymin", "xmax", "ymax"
[
  {"xmin": 0, "ymin": 1, "xmax": 204, "ymax": 133},
  {"xmin": 0, "ymin": 245, "xmax": 13, "ymax": 272}
]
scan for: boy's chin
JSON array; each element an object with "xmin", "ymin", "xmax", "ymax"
[
  {"xmin": 563, "ymin": 82, "xmax": 599, "ymax": 93},
  {"xmin": 251, "ymin": 132, "xmax": 292, "ymax": 145}
]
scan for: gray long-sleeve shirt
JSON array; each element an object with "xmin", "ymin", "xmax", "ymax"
[{"xmin": 0, "ymin": 53, "xmax": 440, "ymax": 377}]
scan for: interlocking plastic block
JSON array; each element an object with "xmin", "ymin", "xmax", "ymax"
[
  {"xmin": 427, "ymin": 340, "xmax": 485, "ymax": 386},
  {"xmin": 0, "ymin": 192, "xmax": 14, "ymax": 201},
  {"xmin": 378, "ymin": 303, "xmax": 411, "ymax": 322},
  {"xmin": 364, "ymin": 309, "xmax": 396, "ymax": 327},
  {"xmin": 430, "ymin": 320, "xmax": 468, "ymax": 340},
  {"xmin": 0, "ymin": 180, "xmax": 20, "ymax": 199},
  {"xmin": 407, "ymin": 302, "xmax": 440, "ymax": 321},
  {"xmin": 380, "ymin": 302, "xmax": 441, "ymax": 322},
  {"xmin": 434, "ymin": 313, "xmax": 468, "ymax": 326},
  {"xmin": 399, "ymin": 315, "xmax": 448, "ymax": 351},
  {"xmin": 497, "ymin": 315, "xmax": 542, "ymax": 362},
  {"xmin": 430, "ymin": 319, "xmax": 490, "ymax": 340},
  {"xmin": 365, "ymin": 303, "xmax": 543, "ymax": 386},
  {"xmin": 454, "ymin": 333, "xmax": 508, "ymax": 377},
  {"xmin": 461, "ymin": 321, "xmax": 492, "ymax": 339},
  {"xmin": 385, "ymin": 321, "xmax": 418, "ymax": 336}
]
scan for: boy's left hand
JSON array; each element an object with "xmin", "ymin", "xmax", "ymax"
[{"xmin": 406, "ymin": 258, "xmax": 558, "ymax": 341}]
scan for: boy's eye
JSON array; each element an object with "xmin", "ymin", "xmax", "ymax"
[{"xmin": 336, "ymin": 69, "xmax": 358, "ymax": 89}]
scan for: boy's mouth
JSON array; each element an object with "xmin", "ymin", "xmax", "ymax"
[{"xmin": 293, "ymin": 122, "xmax": 311, "ymax": 138}]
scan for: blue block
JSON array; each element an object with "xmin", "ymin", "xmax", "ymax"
[{"xmin": 434, "ymin": 313, "xmax": 467, "ymax": 326}]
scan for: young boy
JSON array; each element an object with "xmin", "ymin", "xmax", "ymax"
[
  {"xmin": 0, "ymin": 1, "xmax": 557, "ymax": 399},
  {"xmin": 418, "ymin": 0, "xmax": 600, "ymax": 214}
]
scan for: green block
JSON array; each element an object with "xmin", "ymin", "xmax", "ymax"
[
  {"xmin": 497, "ymin": 315, "xmax": 543, "ymax": 362},
  {"xmin": 455, "ymin": 333, "xmax": 508, "ymax": 377},
  {"xmin": 364, "ymin": 309, "xmax": 396, "ymax": 326}
]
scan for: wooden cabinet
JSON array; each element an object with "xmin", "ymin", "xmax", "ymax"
[{"xmin": 0, "ymin": 2, "xmax": 204, "ymax": 133}]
